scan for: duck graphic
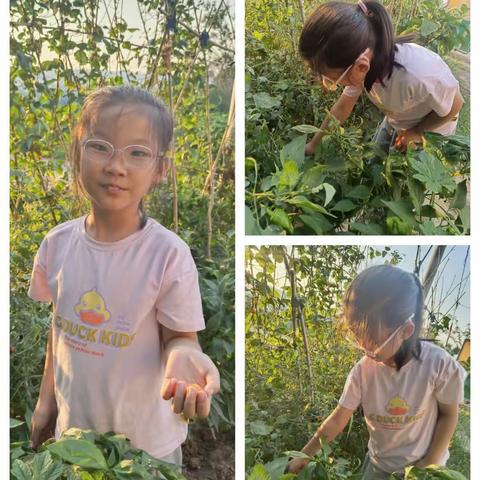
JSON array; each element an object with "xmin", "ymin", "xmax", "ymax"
[
  {"xmin": 74, "ymin": 289, "xmax": 111, "ymax": 325},
  {"xmin": 386, "ymin": 396, "xmax": 410, "ymax": 416}
]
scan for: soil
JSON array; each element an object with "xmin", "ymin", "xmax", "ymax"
[{"xmin": 183, "ymin": 424, "xmax": 235, "ymax": 479}]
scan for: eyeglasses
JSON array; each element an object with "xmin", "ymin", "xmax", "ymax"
[
  {"xmin": 82, "ymin": 139, "xmax": 158, "ymax": 169},
  {"xmin": 321, "ymin": 49, "xmax": 369, "ymax": 91},
  {"xmin": 346, "ymin": 314, "xmax": 414, "ymax": 360}
]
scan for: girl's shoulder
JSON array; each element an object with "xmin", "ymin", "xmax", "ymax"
[
  {"xmin": 394, "ymin": 43, "xmax": 455, "ymax": 81},
  {"xmin": 41, "ymin": 216, "xmax": 85, "ymax": 244},
  {"xmin": 419, "ymin": 340, "xmax": 457, "ymax": 364},
  {"xmin": 145, "ymin": 217, "xmax": 192, "ymax": 254}
]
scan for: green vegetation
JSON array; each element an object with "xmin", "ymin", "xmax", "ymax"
[
  {"xmin": 10, "ymin": 426, "xmax": 186, "ymax": 480},
  {"xmin": 245, "ymin": 0, "xmax": 470, "ymax": 235}
]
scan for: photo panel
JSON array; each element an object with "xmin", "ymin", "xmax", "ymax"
[{"xmin": 245, "ymin": 245, "xmax": 470, "ymax": 478}]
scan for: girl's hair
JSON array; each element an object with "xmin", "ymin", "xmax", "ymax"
[
  {"xmin": 343, "ymin": 265, "xmax": 424, "ymax": 370},
  {"xmin": 69, "ymin": 85, "xmax": 174, "ymax": 206},
  {"xmin": 299, "ymin": 1, "xmax": 416, "ymax": 91}
]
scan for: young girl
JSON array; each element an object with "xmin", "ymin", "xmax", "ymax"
[
  {"xmin": 288, "ymin": 265, "xmax": 465, "ymax": 479},
  {"xmin": 299, "ymin": 1, "xmax": 464, "ymax": 157},
  {"xmin": 28, "ymin": 86, "xmax": 220, "ymax": 467}
]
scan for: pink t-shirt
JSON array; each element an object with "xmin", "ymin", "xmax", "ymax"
[
  {"xmin": 339, "ymin": 341, "xmax": 465, "ymax": 473},
  {"xmin": 28, "ymin": 216, "xmax": 205, "ymax": 458}
]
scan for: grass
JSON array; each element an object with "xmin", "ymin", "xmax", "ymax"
[
  {"xmin": 446, "ymin": 53, "xmax": 470, "ymax": 137},
  {"xmin": 448, "ymin": 404, "xmax": 470, "ymax": 478}
]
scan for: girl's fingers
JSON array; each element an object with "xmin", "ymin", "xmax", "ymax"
[
  {"xmin": 196, "ymin": 390, "xmax": 210, "ymax": 418},
  {"xmin": 182, "ymin": 385, "xmax": 197, "ymax": 419},
  {"xmin": 161, "ymin": 378, "xmax": 176, "ymax": 400},
  {"xmin": 204, "ymin": 369, "xmax": 221, "ymax": 396},
  {"xmin": 172, "ymin": 381, "xmax": 186, "ymax": 414}
]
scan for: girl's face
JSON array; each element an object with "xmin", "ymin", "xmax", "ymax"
[
  {"xmin": 320, "ymin": 49, "xmax": 372, "ymax": 90},
  {"xmin": 79, "ymin": 103, "xmax": 167, "ymax": 219},
  {"xmin": 349, "ymin": 318, "xmax": 415, "ymax": 365}
]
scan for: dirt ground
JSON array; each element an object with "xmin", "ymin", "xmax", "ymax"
[{"xmin": 183, "ymin": 424, "xmax": 235, "ymax": 479}]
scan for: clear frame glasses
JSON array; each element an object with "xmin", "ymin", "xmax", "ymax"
[
  {"xmin": 346, "ymin": 314, "xmax": 414, "ymax": 360},
  {"xmin": 321, "ymin": 48, "xmax": 369, "ymax": 91},
  {"xmin": 82, "ymin": 139, "xmax": 157, "ymax": 169}
]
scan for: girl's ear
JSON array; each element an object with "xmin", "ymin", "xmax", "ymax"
[
  {"xmin": 152, "ymin": 157, "xmax": 171, "ymax": 186},
  {"xmin": 401, "ymin": 320, "xmax": 415, "ymax": 341}
]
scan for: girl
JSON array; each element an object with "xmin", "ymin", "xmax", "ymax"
[
  {"xmin": 288, "ymin": 265, "xmax": 465, "ymax": 479},
  {"xmin": 299, "ymin": 1, "xmax": 464, "ymax": 157},
  {"xmin": 28, "ymin": 86, "xmax": 220, "ymax": 467}
]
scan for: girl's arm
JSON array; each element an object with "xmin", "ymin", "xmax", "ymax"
[
  {"xmin": 160, "ymin": 326, "xmax": 220, "ymax": 419},
  {"xmin": 289, "ymin": 405, "xmax": 355, "ymax": 473},
  {"xmin": 31, "ymin": 326, "xmax": 57, "ymax": 449},
  {"xmin": 306, "ymin": 93, "xmax": 360, "ymax": 155},
  {"xmin": 395, "ymin": 89, "xmax": 464, "ymax": 151},
  {"xmin": 415, "ymin": 402, "xmax": 459, "ymax": 467}
]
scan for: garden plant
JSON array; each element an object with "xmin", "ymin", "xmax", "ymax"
[{"xmin": 245, "ymin": 0, "xmax": 470, "ymax": 235}]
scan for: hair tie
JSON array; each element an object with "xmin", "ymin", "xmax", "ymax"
[{"xmin": 358, "ymin": 0, "xmax": 373, "ymax": 17}]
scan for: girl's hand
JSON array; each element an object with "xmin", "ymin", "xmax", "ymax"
[
  {"xmin": 394, "ymin": 129, "xmax": 423, "ymax": 152},
  {"xmin": 288, "ymin": 457, "xmax": 310, "ymax": 474},
  {"xmin": 31, "ymin": 403, "xmax": 57, "ymax": 450},
  {"xmin": 161, "ymin": 347, "xmax": 221, "ymax": 419}
]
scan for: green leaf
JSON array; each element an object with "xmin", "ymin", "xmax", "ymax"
[
  {"xmin": 409, "ymin": 151, "xmax": 456, "ymax": 193},
  {"xmin": 322, "ymin": 183, "xmax": 336, "ymax": 207},
  {"xmin": 268, "ymin": 209, "xmax": 293, "ymax": 234},
  {"xmin": 451, "ymin": 180, "xmax": 467, "ymax": 210},
  {"xmin": 382, "ymin": 200, "xmax": 418, "ymax": 227},
  {"xmin": 286, "ymin": 195, "xmax": 335, "ymax": 217},
  {"xmin": 31, "ymin": 451, "xmax": 65, "ymax": 480},
  {"xmin": 278, "ymin": 160, "xmax": 300, "ymax": 190},
  {"xmin": 74, "ymin": 50, "xmax": 89, "ymax": 66},
  {"xmin": 11, "ymin": 460, "xmax": 32, "ymax": 480},
  {"xmin": 47, "ymin": 439, "xmax": 108, "ymax": 470},
  {"xmin": 407, "ymin": 177, "xmax": 425, "ymax": 216},
  {"xmin": 331, "ymin": 199, "xmax": 357, "ymax": 212},
  {"xmin": 420, "ymin": 20, "xmax": 441, "ymax": 36},
  {"xmin": 248, "ymin": 464, "xmax": 271, "ymax": 480},
  {"xmin": 264, "ymin": 457, "xmax": 289, "ymax": 478},
  {"xmin": 250, "ymin": 420, "xmax": 274, "ymax": 436},
  {"xmin": 280, "ymin": 135, "xmax": 307, "ymax": 166},
  {"xmin": 283, "ymin": 451, "xmax": 311, "ymax": 460},
  {"xmin": 349, "ymin": 223, "xmax": 384, "ymax": 235},
  {"xmin": 302, "ymin": 165, "xmax": 326, "ymax": 188},
  {"xmin": 346, "ymin": 185, "xmax": 370, "ymax": 200},
  {"xmin": 246, "ymin": 206, "xmax": 262, "ymax": 235},
  {"xmin": 10, "ymin": 418, "xmax": 25, "ymax": 429},
  {"xmin": 459, "ymin": 206, "xmax": 470, "ymax": 234},
  {"xmin": 253, "ymin": 92, "xmax": 281, "ymax": 110},
  {"xmin": 299, "ymin": 214, "xmax": 332, "ymax": 235},
  {"xmin": 419, "ymin": 221, "xmax": 446, "ymax": 235},
  {"xmin": 291, "ymin": 124, "xmax": 319, "ymax": 134}
]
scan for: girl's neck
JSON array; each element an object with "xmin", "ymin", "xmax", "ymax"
[{"xmin": 85, "ymin": 207, "xmax": 143, "ymax": 242}]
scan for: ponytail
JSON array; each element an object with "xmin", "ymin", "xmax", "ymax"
[{"xmin": 392, "ymin": 273, "xmax": 424, "ymax": 370}]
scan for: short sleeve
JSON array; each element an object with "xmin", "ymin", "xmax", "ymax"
[
  {"xmin": 155, "ymin": 251, "xmax": 205, "ymax": 332},
  {"xmin": 434, "ymin": 355, "xmax": 466, "ymax": 405},
  {"xmin": 338, "ymin": 362, "xmax": 362, "ymax": 411},
  {"xmin": 28, "ymin": 238, "xmax": 53, "ymax": 302},
  {"xmin": 342, "ymin": 85, "xmax": 363, "ymax": 98},
  {"xmin": 425, "ymin": 74, "xmax": 459, "ymax": 118}
]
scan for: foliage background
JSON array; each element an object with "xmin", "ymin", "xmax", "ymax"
[
  {"xmin": 245, "ymin": 245, "xmax": 470, "ymax": 478},
  {"xmin": 245, "ymin": 0, "xmax": 470, "ymax": 235},
  {"xmin": 10, "ymin": 0, "xmax": 235, "ymax": 452}
]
